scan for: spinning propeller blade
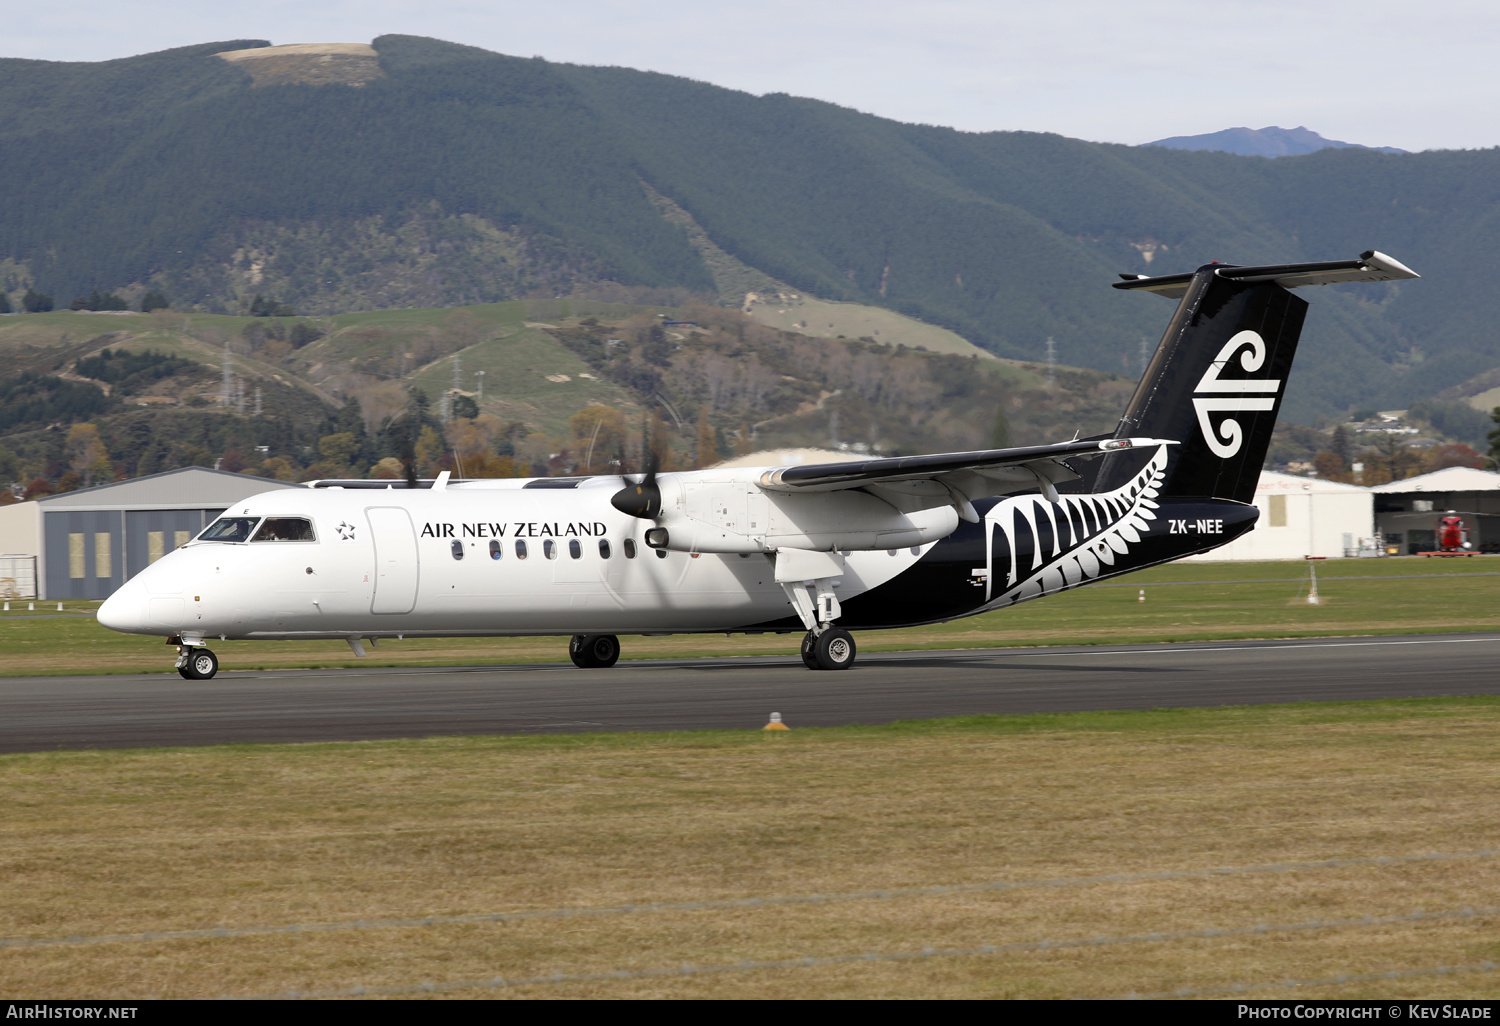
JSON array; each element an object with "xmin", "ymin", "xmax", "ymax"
[{"xmin": 610, "ymin": 450, "xmax": 661, "ymax": 519}]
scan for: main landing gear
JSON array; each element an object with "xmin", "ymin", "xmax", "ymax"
[
  {"xmin": 569, "ymin": 634, "xmax": 621, "ymax": 668},
  {"xmin": 801, "ymin": 628, "xmax": 857, "ymax": 671},
  {"xmin": 176, "ymin": 646, "xmax": 219, "ymax": 680}
]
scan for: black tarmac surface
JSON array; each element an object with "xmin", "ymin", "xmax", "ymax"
[{"xmin": 4, "ymin": 632, "xmax": 1500, "ymax": 753}]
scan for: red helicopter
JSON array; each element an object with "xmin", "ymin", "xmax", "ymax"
[{"xmin": 1424, "ymin": 511, "xmax": 1477, "ymax": 557}]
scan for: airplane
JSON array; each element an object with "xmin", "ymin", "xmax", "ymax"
[{"xmin": 97, "ymin": 250, "xmax": 1419, "ymax": 679}]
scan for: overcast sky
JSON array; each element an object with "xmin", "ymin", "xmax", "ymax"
[{"xmin": 7, "ymin": 1, "xmax": 1497, "ymax": 152}]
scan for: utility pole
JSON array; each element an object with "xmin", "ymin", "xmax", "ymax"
[{"xmin": 475, "ymin": 369, "xmax": 484, "ymax": 403}]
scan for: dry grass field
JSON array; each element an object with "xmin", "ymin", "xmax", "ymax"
[{"xmin": 4, "ymin": 699, "xmax": 1500, "ymax": 999}]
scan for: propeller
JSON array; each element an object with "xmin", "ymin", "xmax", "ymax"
[{"xmin": 610, "ymin": 450, "xmax": 662, "ymax": 519}]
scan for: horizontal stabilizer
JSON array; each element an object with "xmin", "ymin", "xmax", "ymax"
[{"xmin": 1114, "ymin": 250, "xmax": 1418, "ymax": 299}]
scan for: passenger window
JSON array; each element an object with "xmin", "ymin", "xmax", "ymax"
[
  {"xmin": 569, "ymin": 539, "xmax": 582, "ymax": 559},
  {"xmin": 489, "ymin": 540, "xmax": 502, "ymax": 560},
  {"xmin": 544, "ymin": 539, "xmax": 557, "ymax": 560},
  {"xmin": 598, "ymin": 539, "xmax": 611, "ymax": 559},
  {"xmin": 515, "ymin": 540, "xmax": 528, "ymax": 560},
  {"xmin": 451, "ymin": 540, "xmax": 464, "ymax": 560},
  {"xmin": 250, "ymin": 517, "xmax": 316, "ymax": 542},
  {"xmin": 623, "ymin": 538, "xmax": 636, "ymax": 559}
]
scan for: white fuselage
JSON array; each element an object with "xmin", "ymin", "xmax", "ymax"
[{"xmin": 96, "ymin": 474, "xmax": 938, "ymax": 644}]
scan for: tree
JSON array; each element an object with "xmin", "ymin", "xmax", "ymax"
[
  {"xmin": 249, "ymin": 294, "xmax": 295, "ymax": 317},
  {"xmin": 65, "ymin": 423, "xmax": 110, "ymax": 487},
  {"xmin": 414, "ymin": 425, "xmax": 445, "ymax": 477},
  {"xmin": 257, "ymin": 456, "xmax": 299, "ymax": 481},
  {"xmin": 569, "ymin": 405, "xmax": 626, "ymax": 473},
  {"xmin": 0, "ymin": 292, "xmax": 10, "ymax": 314},
  {"xmin": 1423, "ymin": 443, "xmax": 1485, "ymax": 472},
  {"xmin": 1329, "ymin": 425, "xmax": 1353, "ymax": 466},
  {"xmin": 1488, "ymin": 407, "xmax": 1500, "ymax": 469},
  {"xmin": 370, "ymin": 456, "xmax": 404, "ymax": 479},
  {"xmin": 990, "ymin": 408, "xmax": 1011, "ymax": 449},
  {"xmin": 449, "ymin": 393, "xmax": 479, "ymax": 420},
  {"xmin": 288, "ymin": 321, "xmax": 323, "ymax": 347},
  {"xmin": 1312, "ymin": 450, "xmax": 1344, "ymax": 480},
  {"xmin": 696, "ymin": 404, "xmax": 716, "ymax": 468},
  {"xmin": 140, "ymin": 290, "xmax": 170, "ymax": 313},
  {"xmin": 317, "ymin": 432, "xmax": 359, "ymax": 470},
  {"xmin": 22, "ymin": 477, "xmax": 52, "ymax": 500},
  {"xmin": 22, "ymin": 289, "xmax": 53, "ymax": 313}
]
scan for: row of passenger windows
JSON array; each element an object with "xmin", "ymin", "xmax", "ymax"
[{"xmin": 452, "ymin": 537, "xmax": 666, "ymax": 561}]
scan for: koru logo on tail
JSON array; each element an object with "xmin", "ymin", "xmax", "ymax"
[{"xmin": 1192, "ymin": 330, "xmax": 1282, "ymax": 458}]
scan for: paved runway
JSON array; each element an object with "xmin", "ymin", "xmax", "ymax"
[{"xmin": 5, "ymin": 632, "xmax": 1500, "ymax": 753}]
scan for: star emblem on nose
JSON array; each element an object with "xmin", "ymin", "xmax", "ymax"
[{"xmin": 336, "ymin": 521, "xmax": 356, "ymax": 541}]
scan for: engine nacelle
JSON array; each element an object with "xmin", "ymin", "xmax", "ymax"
[{"xmin": 651, "ymin": 474, "xmax": 960, "ymax": 553}]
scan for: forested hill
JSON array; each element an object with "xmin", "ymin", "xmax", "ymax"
[{"xmin": 2, "ymin": 34, "xmax": 1498, "ymax": 424}]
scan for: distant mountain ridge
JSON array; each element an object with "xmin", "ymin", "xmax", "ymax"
[
  {"xmin": 1144, "ymin": 125, "xmax": 1407, "ymax": 158},
  {"xmin": 0, "ymin": 37, "xmax": 1494, "ymax": 427}
]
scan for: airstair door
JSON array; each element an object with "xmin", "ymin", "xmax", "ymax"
[{"xmin": 367, "ymin": 507, "xmax": 419, "ymax": 614}]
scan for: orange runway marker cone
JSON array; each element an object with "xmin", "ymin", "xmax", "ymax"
[{"xmin": 763, "ymin": 712, "xmax": 790, "ymax": 731}]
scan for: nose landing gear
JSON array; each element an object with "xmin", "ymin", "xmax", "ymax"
[
  {"xmin": 569, "ymin": 634, "xmax": 621, "ymax": 668},
  {"xmin": 176, "ymin": 647, "xmax": 219, "ymax": 680}
]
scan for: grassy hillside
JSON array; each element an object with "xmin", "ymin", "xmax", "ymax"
[
  {"xmin": 0, "ymin": 299, "xmax": 1128, "ymax": 493},
  {"xmin": 0, "ymin": 35, "xmax": 1494, "ymax": 424}
]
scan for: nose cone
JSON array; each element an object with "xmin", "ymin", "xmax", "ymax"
[{"xmin": 97, "ymin": 580, "xmax": 147, "ymax": 634}]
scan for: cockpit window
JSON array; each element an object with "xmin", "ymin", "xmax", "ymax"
[
  {"xmin": 250, "ymin": 517, "xmax": 317, "ymax": 543},
  {"xmin": 198, "ymin": 517, "xmax": 259, "ymax": 543}
]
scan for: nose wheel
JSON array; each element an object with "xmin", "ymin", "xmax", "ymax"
[
  {"xmin": 569, "ymin": 634, "xmax": 621, "ymax": 668},
  {"xmin": 177, "ymin": 647, "xmax": 219, "ymax": 680},
  {"xmin": 802, "ymin": 628, "xmax": 856, "ymax": 671}
]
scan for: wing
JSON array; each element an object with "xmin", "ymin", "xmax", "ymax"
[{"xmin": 757, "ymin": 436, "xmax": 1174, "ymax": 523}]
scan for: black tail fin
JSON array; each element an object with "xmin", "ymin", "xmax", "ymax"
[{"xmin": 1095, "ymin": 252, "xmax": 1418, "ymax": 503}]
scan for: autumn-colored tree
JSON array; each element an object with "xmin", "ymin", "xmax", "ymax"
[
  {"xmin": 257, "ymin": 456, "xmax": 299, "ymax": 482},
  {"xmin": 569, "ymin": 405, "xmax": 627, "ymax": 474},
  {"xmin": 317, "ymin": 432, "xmax": 359, "ymax": 471},
  {"xmin": 56, "ymin": 470, "xmax": 81, "ymax": 493},
  {"xmin": 370, "ymin": 456, "xmax": 404, "ymax": 479},
  {"xmin": 1422, "ymin": 443, "xmax": 1485, "ymax": 472},
  {"xmin": 65, "ymin": 423, "xmax": 110, "ymax": 487},
  {"xmin": 414, "ymin": 425, "xmax": 446, "ymax": 477},
  {"xmin": 1312, "ymin": 450, "xmax": 1345, "ymax": 480},
  {"xmin": 22, "ymin": 477, "xmax": 52, "ymax": 500},
  {"xmin": 219, "ymin": 450, "xmax": 248, "ymax": 474},
  {"xmin": 470, "ymin": 454, "xmax": 521, "ymax": 477}
]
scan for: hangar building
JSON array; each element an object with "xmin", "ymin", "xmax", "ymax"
[
  {"xmin": 0, "ymin": 467, "xmax": 299, "ymax": 601},
  {"xmin": 1184, "ymin": 471, "xmax": 1375, "ymax": 561},
  {"xmin": 1370, "ymin": 466, "xmax": 1500, "ymax": 554}
]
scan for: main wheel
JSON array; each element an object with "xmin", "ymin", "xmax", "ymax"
[
  {"xmin": 800, "ymin": 631, "xmax": 818, "ymax": 669},
  {"xmin": 569, "ymin": 634, "xmax": 621, "ymax": 668},
  {"xmin": 181, "ymin": 648, "xmax": 219, "ymax": 680},
  {"xmin": 812, "ymin": 629, "xmax": 856, "ymax": 671}
]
